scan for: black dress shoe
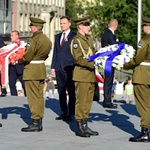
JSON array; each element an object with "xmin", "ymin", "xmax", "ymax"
[
  {"xmin": 55, "ymin": 115, "xmax": 67, "ymax": 120},
  {"xmin": 0, "ymin": 88, "xmax": 7, "ymax": 97},
  {"xmin": 0, "ymin": 123, "xmax": 2, "ymax": 127},
  {"xmin": 113, "ymin": 99, "xmax": 126, "ymax": 103},
  {"xmin": 103, "ymin": 103, "xmax": 118, "ymax": 108},
  {"xmin": 0, "ymin": 93, "xmax": 6, "ymax": 97}
]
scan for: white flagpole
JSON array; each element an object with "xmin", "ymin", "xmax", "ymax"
[{"xmin": 137, "ymin": 0, "xmax": 142, "ymax": 45}]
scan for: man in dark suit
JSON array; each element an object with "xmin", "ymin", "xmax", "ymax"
[
  {"xmin": 51, "ymin": 16, "xmax": 76, "ymax": 121},
  {"xmin": 9, "ymin": 30, "xmax": 26, "ymax": 96},
  {"xmin": 101, "ymin": 19, "xmax": 118, "ymax": 108}
]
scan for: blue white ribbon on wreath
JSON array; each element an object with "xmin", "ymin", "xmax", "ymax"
[{"xmin": 88, "ymin": 43, "xmax": 136, "ymax": 74}]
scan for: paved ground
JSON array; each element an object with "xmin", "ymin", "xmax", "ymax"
[{"xmin": 0, "ymin": 93, "xmax": 150, "ymax": 150}]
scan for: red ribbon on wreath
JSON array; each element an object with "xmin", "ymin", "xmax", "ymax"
[{"xmin": 0, "ymin": 42, "xmax": 26, "ymax": 85}]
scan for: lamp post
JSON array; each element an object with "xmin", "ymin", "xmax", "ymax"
[{"xmin": 137, "ymin": 0, "xmax": 142, "ymax": 44}]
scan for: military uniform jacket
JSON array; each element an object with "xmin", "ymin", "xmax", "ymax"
[
  {"xmin": 71, "ymin": 32, "xmax": 96, "ymax": 82},
  {"xmin": 124, "ymin": 34, "xmax": 150, "ymax": 84},
  {"xmin": 18, "ymin": 30, "xmax": 52, "ymax": 80}
]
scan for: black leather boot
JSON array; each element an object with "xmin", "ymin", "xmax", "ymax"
[
  {"xmin": 129, "ymin": 127, "xmax": 150, "ymax": 142},
  {"xmin": 21, "ymin": 119, "xmax": 43, "ymax": 132},
  {"xmin": 76, "ymin": 120, "xmax": 90, "ymax": 137},
  {"xmin": 0, "ymin": 88, "xmax": 7, "ymax": 97},
  {"xmin": 0, "ymin": 123, "xmax": 2, "ymax": 127},
  {"xmin": 83, "ymin": 120, "xmax": 99, "ymax": 136}
]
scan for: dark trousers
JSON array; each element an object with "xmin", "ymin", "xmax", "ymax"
[
  {"xmin": 93, "ymin": 82, "xmax": 100, "ymax": 101},
  {"xmin": 103, "ymin": 67, "xmax": 115, "ymax": 104},
  {"xmin": 56, "ymin": 69, "xmax": 76, "ymax": 116},
  {"xmin": 9, "ymin": 65, "xmax": 26, "ymax": 96}
]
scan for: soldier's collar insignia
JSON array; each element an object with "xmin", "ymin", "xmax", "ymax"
[
  {"xmin": 27, "ymin": 42, "xmax": 31, "ymax": 46},
  {"xmin": 73, "ymin": 43, "xmax": 78, "ymax": 49},
  {"xmin": 138, "ymin": 43, "xmax": 142, "ymax": 48}
]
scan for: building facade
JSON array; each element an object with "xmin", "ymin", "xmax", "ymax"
[
  {"xmin": 0, "ymin": 0, "xmax": 12, "ymax": 39},
  {"xmin": 12, "ymin": 0, "xmax": 65, "ymax": 65},
  {"xmin": 0, "ymin": 0, "xmax": 65, "ymax": 65}
]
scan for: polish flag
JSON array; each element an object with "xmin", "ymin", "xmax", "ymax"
[{"xmin": 95, "ymin": 69, "xmax": 104, "ymax": 93}]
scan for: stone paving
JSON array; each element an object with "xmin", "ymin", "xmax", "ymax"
[{"xmin": 0, "ymin": 93, "xmax": 149, "ymax": 150}]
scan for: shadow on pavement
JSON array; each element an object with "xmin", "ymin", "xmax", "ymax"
[
  {"xmin": 120, "ymin": 104, "xmax": 140, "ymax": 117},
  {"xmin": 45, "ymin": 98, "xmax": 140, "ymax": 136},
  {"xmin": 89, "ymin": 102, "xmax": 140, "ymax": 136},
  {"xmin": 45, "ymin": 98, "xmax": 76, "ymax": 133},
  {"xmin": 45, "ymin": 98, "xmax": 60, "ymax": 116},
  {"xmin": 0, "ymin": 104, "xmax": 31, "ymax": 125}
]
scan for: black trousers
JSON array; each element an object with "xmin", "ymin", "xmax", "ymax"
[
  {"xmin": 56, "ymin": 69, "xmax": 76, "ymax": 116},
  {"xmin": 103, "ymin": 67, "xmax": 115, "ymax": 104},
  {"xmin": 93, "ymin": 82, "xmax": 100, "ymax": 101},
  {"xmin": 9, "ymin": 65, "xmax": 26, "ymax": 96}
]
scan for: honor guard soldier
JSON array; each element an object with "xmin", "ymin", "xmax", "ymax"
[
  {"xmin": 70, "ymin": 16, "xmax": 99, "ymax": 137},
  {"xmin": 124, "ymin": 16, "xmax": 150, "ymax": 142},
  {"xmin": 18, "ymin": 17, "xmax": 52, "ymax": 132}
]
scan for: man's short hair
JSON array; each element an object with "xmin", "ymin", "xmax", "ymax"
[
  {"xmin": 11, "ymin": 30, "xmax": 20, "ymax": 36},
  {"xmin": 60, "ymin": 16, "xmax": 70, "ymax": 22}
]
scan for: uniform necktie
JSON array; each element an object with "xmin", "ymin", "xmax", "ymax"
[{"xmin": 60, "ymin": 33, "xmax": 66, "ymax": 47}]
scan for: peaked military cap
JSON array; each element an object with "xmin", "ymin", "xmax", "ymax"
[
  {"xmin": 74, "ymin": 16, "xmax": 90, "ymax": 25},
  {"xmin": 29, "ymin": 17, "xmax": 46, "ymax": 27},
  {"xmin": 142, "ymin": 16, "xmax": 150, "ymax": 26}
]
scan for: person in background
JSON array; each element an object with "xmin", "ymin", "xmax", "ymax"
[
  {"xmin": 123, "ymin": 16, "xmax": 150, "ymax": 142},
  {"xmin": 71, "ymin": 16, "xmax": 98, "ymax": 138},
  {"xmin": 51, "ymin": 16, "xmax": 76, "ymax": 121},
  {"xmin": 45, "ymin": 76, "xmax": 55, "ymax": 98},
  {"xmin": 0, "ymin": 37, "xmax": 6, "ymax": 97},
  {"xmin": 123, "ymin": 76, "xmax": 131, "ymax": 91},
  {"xmin": 124, "ymin": 77, "xmax": 134, "ymax": 104},
  {"xmin": 18, "ymin": 17, "xmax": 52, "ymax": 132},
  {"xmin": 101, "ymin": 19, "xmax": 119, "ymax": 108},
  {"xmin": 9, "ymin": 30, "xmax": 26, "ymax": 96}
]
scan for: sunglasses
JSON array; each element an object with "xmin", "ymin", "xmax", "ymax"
[
  {"xmin": 142, "ymin": 24, "xmax": 148, "ymax": 27},
  {"xmin": 82, "ymin": 22, "xmax": 91, "ymax": 26}
]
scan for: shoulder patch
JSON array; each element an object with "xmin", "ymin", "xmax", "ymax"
[
  {"xmin": 138, "ymin": 43, "xmax": 142, "ymax": 48},
  {"xmin": 73, "ymin": 43, "xmax": 78, "ymax": 49},
  {"xmin": 27, "ymin": 42, "xmax": 31, "ymax": 46}
]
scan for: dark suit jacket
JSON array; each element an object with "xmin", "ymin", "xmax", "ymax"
[
  {"xmin": 9, "ymin": 64, "xmax": 24, "ymax": 75},
  {"xmin": 101, "ymin": 29, "xmax": 117, "ymax": 47},
  {"xmin": 0, "ymin": 38, "xmax": 5, "ymax": 48},
  {"xmin": 51, "ymin": 31, "xmax": 76, "ymax": 72}
]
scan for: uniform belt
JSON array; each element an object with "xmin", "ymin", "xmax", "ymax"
[
  {"xmin": 30, "ymin": 60, "xmax": 44, "ymax": 64},
  {"xmin": 140, "ymin": 62, "xmax": 150, "ymax": 66}
]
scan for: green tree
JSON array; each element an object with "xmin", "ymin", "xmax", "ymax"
[{"xmin": 66, "ymin": 0, "xmax": 150, "ymax": 49}]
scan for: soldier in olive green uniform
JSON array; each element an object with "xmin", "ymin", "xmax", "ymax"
[
  {"xmin": 124, "ymin": 17, "xmax": 150, "ymax": 142},
  {"xmin": 70, "ymin": 16, "xmax": 98, "ymax": 137},
  {"xmin": 18, "ymin": 17, "xmax": 52, "ymax": 132}
]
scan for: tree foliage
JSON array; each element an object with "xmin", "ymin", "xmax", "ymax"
[{"xmin": 66, "ymin": 0, "xmax": 150, "ymax": 49}]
